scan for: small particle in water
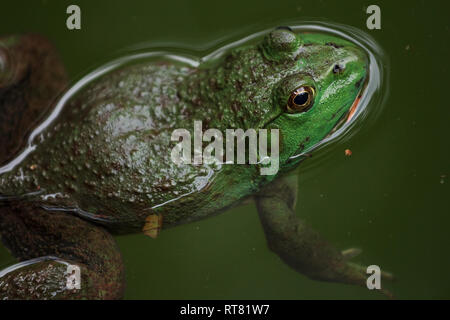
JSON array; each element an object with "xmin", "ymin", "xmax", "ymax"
[
  {"xmin": 440, "ymin": 174, "xmax": 446, "ymax": 184},
  {"xmin": 345, "ymin": 149, "xmax": 352, "ymax": 156}
]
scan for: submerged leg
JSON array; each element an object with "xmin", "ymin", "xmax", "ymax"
[
  {"xmin": 0, "ymin": 203, "xmax": 125, "ymax": 299},
  {"xmin": 254, "ymin": 174, "xmax": 393, "ymax": 297},
  {"xmin": 0, "ymin": 34, "xmax": 67, "ymax": 164}
]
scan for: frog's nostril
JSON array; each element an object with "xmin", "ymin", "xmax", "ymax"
[{"xmin": 332, "ymin": 64, "xmax": 344, "ymax": 74}]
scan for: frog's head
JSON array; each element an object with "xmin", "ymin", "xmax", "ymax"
[{"xmin": 259, "ymin": 27, "xmax": 369, "ymax": 172}]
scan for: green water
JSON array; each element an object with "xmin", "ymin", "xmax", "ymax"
[{"xmin": 0, "ymin": 0, "xmax": 449, "ymax": 299}]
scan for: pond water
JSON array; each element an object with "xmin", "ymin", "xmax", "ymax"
[{"xmin": 0, "ymin": 0, "xmax": 448, "ymax": 299}]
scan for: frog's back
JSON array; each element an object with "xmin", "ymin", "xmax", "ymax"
[{"xmin": 0, "ymin": 62, "xmax": 234, "ymax": 231}]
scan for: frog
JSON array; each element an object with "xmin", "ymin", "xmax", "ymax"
[{"xmin": 0, "ymin": 27, "xmax": 392, "ymax": 299}]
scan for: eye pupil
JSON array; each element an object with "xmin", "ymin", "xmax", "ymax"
[
  {"xmin": 286, "ymin": 86, "xmax": 315, "ymax": 113},
  {"xmin": 293, "ymin": 91, "xmax": 309, "ymax": 106}
]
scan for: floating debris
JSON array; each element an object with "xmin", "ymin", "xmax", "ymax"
[{"xmin": 142, "ymin": 214, "xmax": 163, "ymax": 239}]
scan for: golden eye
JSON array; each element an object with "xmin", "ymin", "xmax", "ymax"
[{"xmin": 286, "ymin": 86, "xmax": 315, "ymax": 113}]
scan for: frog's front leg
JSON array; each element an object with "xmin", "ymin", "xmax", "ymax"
[
  {"xmin": 254, "ymin": 174, "xmax": 393, "ymax": 297},
  {"xmin": 0, "ymin": 204, "xmax": 125, "ymax": 299}
]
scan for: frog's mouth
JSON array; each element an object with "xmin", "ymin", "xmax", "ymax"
[
  {"xmin": 325, "ymin": 92, "xmax": 361, "ymax": 138},
  {"xmin": 287, "ymin": 84, "xmax": 365, "ymax": 162}
]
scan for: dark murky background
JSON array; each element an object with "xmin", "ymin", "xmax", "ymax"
[{"xmin": 0, "ymin": 0, "xmax": 449, "ymax": 299}]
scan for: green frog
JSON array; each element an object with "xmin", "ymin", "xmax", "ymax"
[{"xmin": 0, "ymin": 27, "xmax": 391, "ymax": 299}]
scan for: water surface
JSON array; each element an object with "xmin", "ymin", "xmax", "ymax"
[{"xmin": 0, "ymin": 0, "xmax": 449, "ymax": 299}]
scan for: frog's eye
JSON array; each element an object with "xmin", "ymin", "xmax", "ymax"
[{"xmin": 286, "ymin": 86, "xmax": 315, "ymax": 113}]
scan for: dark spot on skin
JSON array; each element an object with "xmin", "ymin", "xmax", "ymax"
[
  {"xmin": 298, "ymin": 136, "xmax": 310, "ymax": 151},
  {"xmin": 330, "ymin": 105, "xmax": 345, "ymax": 120},
  {"xmin": 203, "ymin": 118, "xmax": 211, "ymax": 129},
  {"xmin": 160, "ymin": 95, "xmax": 170, "ymax": 109},
  {"xmin": 298, "ymin": 143, "xmax": 305, "ymax": 152},
  {"xmin": 326, "ymin": 42, "xmax": 343, "ymax": 49},
  {"xmin": 235, "ymin": 80, "xmax": 243, "ymax": 92},
  {"xmin": 212, "ymin": 192, "xmax": 222, "ymax": 200},
  {"xmin": 209, "ymin": 78, "xmax": 220, "ymax": 90},
  {"xmin": 111, "ymin": 162, "xmax": 122, "ymax": 171},
  {"xmin": 191, "ymin": 97, "xmax": 202, "ymax": 106},
  {"xmin": 225, "ymin": 54, "xmax": 234, "ymax": 68},
  {"xmin": 181, "ymin": 106, "xmax": 192, "ymax": 117},
  {"xmin": 231, "ymin": 101, "xmax": 242, "ymax": 113}
]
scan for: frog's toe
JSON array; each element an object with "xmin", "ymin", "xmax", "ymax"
[
  {"xmin": 347, "ymin": 262, "xmax": 395, "ymax": 282},
  {"xmin": 341, "ymin": 247, "xmax": 362, "ymax": 259},
  {"xmin": 340, "ymin": 249, "xmax": 395, "ymax": 283},
  {"xmin": 342, "ymin": 262, "xmax": 395, "ymax": 299}
]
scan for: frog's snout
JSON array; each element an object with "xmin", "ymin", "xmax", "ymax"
[
  {"xmin": 341, "ymin": 45, "xmax": 369, "ymax": 123},
  {"xmin": 349, "ymin": 45, "xmax": 370, "ymax": 81},
  {"xmin": 337, "ymin": 44, "xmax": 369, "ymax": 97}
]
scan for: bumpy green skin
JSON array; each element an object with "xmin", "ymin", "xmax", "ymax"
[
  {"xmin": 0, "ymin": 29, "xmax": 366, "ymax": 231},
  {"xmin": 0, "ymin": 29, "xmax": 376, "ymax": 299}
]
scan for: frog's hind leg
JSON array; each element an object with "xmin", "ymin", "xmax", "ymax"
[
  {"xmin": 0, "ymin": 203, "xmax": 125, "ymax": 299},
  {"xmin": 254, "ymin": 174, "xmax": 394, "ymax": 298},
  {"xmin": 0, "ymin": 34, "xmax": 67, "ymax": 165}
]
